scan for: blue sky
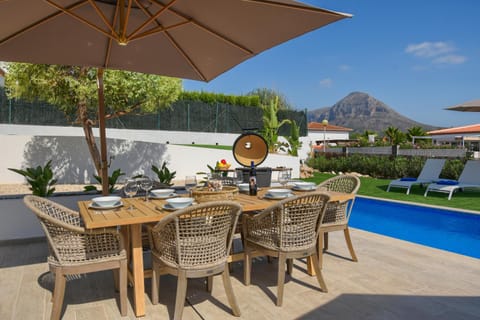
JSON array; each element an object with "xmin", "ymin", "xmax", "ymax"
[{"xmin": 183, "ymin": 0, "xmax": 480, "ymax": 128}]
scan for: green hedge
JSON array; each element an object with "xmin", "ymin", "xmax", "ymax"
[{"xmin": 306, "ymin": 154, "xmax": 466, "ymax": 180}]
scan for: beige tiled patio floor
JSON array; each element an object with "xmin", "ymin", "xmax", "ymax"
[{"xmin": 1, "ymin": 228, "xmax": 479, "ymax": 320}]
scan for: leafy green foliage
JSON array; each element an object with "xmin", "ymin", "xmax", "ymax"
[
  {"xmin": 247, "ymin": 88, "xmax": 293, "ymax": 109},
  {"xmin": 285, "ymin": 120, "xmax": 302, "ymax": 156},
  {"xmin": 260, "ymin": 96, "xmax": 291, "ymax": 153},
  {"xmin": 151, "ymin": 162, "xmax": 176, "ymax": 186},
  {"xmin": 179, "ymin": 91, "xmax": 260, "ymax": 107},
  {"xmin": 84, "ymin": 168, "xmax": 125, "ymax": 194},
  {"xmin": 307, "ymin": 154, "xmax": 466, "ymax": 180},
  {"xmin": 8, "ymin": 160, "xmax": 57, "ymax": 197}
]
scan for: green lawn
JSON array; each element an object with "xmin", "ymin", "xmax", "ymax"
[
  {"xmin": 304, "ymin": 172, "xmax": 480, "ymax": 212},
  {"xmin": 179, "ymin": 144, "xmax": 232, "ymax": 150}
]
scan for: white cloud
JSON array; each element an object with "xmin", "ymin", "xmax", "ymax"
[
  {"xmin": 339, "ymin": 64, "xmax": 351, "ymax": 71},
  {"xmin": 405, "ymin": 41, "xmax": 466, "ymax": 65},
  {"xmin": 319, "ymin": 78, "xmax": 332, "ymax": 88},
  {"xmin": 405, "ymin": 41, "xmax": 455, "ymax": 57},
  {"xmin": 433, "ymin": 54, "xmax": 467, "ymax": 64}
]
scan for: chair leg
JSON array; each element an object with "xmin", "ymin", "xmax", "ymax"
[
  {"xmin": 318, "ymin": 231, "xmax": 325, "ymax": 269},
  {"xmin": 51, "ymin": 270, "xmax": 66, "ymax": 320},
  {"xmin": 244, "ymin": 245, "xmax": 252, "ymax": 286},
  {"xmin": 113, "ymin": 269, "xmax": 120, "ymax": 292},
  {"xmin": 344, "ymin": 227, "xmax": 358, "ymax": 262},
  {"xmin": 174, "ymin": 271, "xmax": 188, "ymax": 320},
  {"xmin": 207, "ymin": 276, "xmax": 213, "ymax": 293},
  {"xmin": 324, "ymin": 232, "xmax": 329, "ymax": 250},
  {"xmin": 276, "ymin": 253, "xmax": 287, "ymax": 307},
  {"xmin": 119, "ymin": 260, "xmax": 128, "ymax": 316},
  {"xmin": 286, "ymin": 258, "xmax": 293, "ymax": 275},
  {"xmin": 222, "ymin": 265, "xmax": 241, "ymax": 316},
  {"xmin": 311, "ymin": 252, "xmax": 328, "ymax": 293},
  {"xmin": 151, "ymin": 260, "xmax": 160, "ymax": 305}
]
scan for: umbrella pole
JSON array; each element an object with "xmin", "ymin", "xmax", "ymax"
[{"xmin": 97, "ymin": 68, "xmax": 109, "ymax": 195}]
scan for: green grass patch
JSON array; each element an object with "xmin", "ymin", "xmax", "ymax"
[
  {"xmin": 304, "ymin": 172, "xmax": 480, "ymax": 212},
  {"xmin": 178, "ymin": 144, "xmax": 232, "ymax": 150}
]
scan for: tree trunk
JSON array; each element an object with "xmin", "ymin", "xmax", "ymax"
[{"xmin": 79, "ymin": 101, "xmax": 102, "ymax": 176}]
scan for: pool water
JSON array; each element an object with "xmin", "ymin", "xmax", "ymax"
[{"xmin": 349, "ymin": 197, "xmax": 480, "ymax": 259}]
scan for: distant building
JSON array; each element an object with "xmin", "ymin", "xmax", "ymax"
[
  {"xmin": 428, "ymin": 124, "xmax": 480, "ymax": 151},
  {"xmin": 307, "ymin": 122, "xmax": 352, "ymax": 145}
]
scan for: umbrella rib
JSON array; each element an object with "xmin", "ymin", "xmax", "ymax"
[
  {"xmin": 243, "ymin": 0, "xmax": 352, "ymax": 17},
  {"xmin": 87, "ymin": 0, "xmax": 118, "ymax": 37},
  {"xmin": 129, "ymin": 20, "xmax": 190, "ymax": 42},
  {"xmin": 158, "ymin": 5, "xmax": 254, "ymax": 55},
  {"xmin": 103, "ymin": 2, "xmax": 120, "ymax": 69},
  {"xmin": 45, "ymin": 0, "xmax": 121, "ymax": 43},
  {"xmin": 164, "ymin": 31, "xmax": 207, "ymax": 81},
  {"xmin": 0, "ymin": 1, "xmax": 88, "ymax": 46},
  {"xmin": 127, "ymin": 0, "xmax": 178, "ymax": 42}
]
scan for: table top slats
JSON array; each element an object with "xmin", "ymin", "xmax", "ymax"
[{"xmin": 79, "ymin": 190, "xmax": 354, "ymax": 229}]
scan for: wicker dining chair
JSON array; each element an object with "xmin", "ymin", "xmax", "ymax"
[
  {"xmin": 317, "ymin": 174, "xmax": 360, "ymax": 267},
  {"xmin": 23, "ymin": 195, "xmax": 128, "ymax": 320},
  {"xmin": 242, "ymin": 192, "xmax": 330, "ymax": 306},
  {"xmin": 148, "ymin": 201, "xmax": 242, "ymax": 320}
]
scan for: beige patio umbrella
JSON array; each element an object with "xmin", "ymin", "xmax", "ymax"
[
  {"xmin": 0, "ymin": 0, "xmax": 350, "ymax": 194},
  {"xmin": 445, "ymin": 99, "xmax": 480, "ymax": 112}
]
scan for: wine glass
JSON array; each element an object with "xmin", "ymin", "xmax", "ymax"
[
  {"xmin": 138, "ymin": 176, "xmax": 153, "ymax": 202},
  {"xmin": 233, "ymin": 169, "xmax": 244, "ymax": 185},
  {"xmin": 185, "ymin": 175, "xmax": 197, "ymax": 196},
  {"xmin": 278, "ymin": 171, "xmax": 291, "ymax": 188},
  {"xmin": 124, "ymin": 179, "xmax": 138, "ymax": 210}
]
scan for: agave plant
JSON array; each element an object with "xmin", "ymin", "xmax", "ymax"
[{"xmin": 8, "ymin": 160, "xmax": 57, "ymax": 197}]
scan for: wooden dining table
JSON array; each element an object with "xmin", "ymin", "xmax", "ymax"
[{"xmin": 78, "ymin": 188, "xmax": 354, "ymax": 318}]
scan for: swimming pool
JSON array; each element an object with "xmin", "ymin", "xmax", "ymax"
[{"xmin": 349, "ymin": 197, "xmax": 480, "ymax": 259}]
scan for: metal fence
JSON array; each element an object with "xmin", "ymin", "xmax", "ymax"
[
  {"xmin": 325, "ymin": 145, "xmax": 467, "ymax": 158},
  {"xmin": 0, "ymin": 87, "xmax": 307, "ymax": 136}
]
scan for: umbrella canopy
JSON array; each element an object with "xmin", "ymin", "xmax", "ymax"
[
  {"xmin": 445, "ymin": 99, "xmax": 480, "ymax": 112},
  {"xmin": 0, "ymin": 0, "xmax": 350, "ymax": 195},
  {"xmin": 0, "ymin": 0, "xmax": 350, "ymax": 81}
]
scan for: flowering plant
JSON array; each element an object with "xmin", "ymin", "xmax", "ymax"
[{"xmin": 215, "ymin": 159, "xmax": 231, "ymax": 171}]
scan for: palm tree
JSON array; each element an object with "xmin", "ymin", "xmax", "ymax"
[
  {"xmin": 384, "ymin": 126, "xmax": 406, "ymax": 145},
  {"xmin": 406, "ymin": 126, "xmax": 427, "ymax": 142}
]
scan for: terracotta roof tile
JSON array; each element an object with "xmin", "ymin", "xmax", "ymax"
[
  {"xmin": 428, "ymin": 124, "xmax": 480, "ymax": 135},
  {"xmin": 308, "ymin": 122, "xmax": 352, "ymax": 131}
]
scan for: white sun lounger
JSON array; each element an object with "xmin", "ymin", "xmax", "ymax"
[
  {"xmin": 424, "ymin": 160, "xmax": 480, "ymax": 200},
  {"xmin": 387, "ymin": 159, "xmax": 446, "ymax": 195}
]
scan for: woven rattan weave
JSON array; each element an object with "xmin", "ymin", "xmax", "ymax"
[{"xmin": 23, "ymin": 195, "xmax": 127, "ymax": 320}]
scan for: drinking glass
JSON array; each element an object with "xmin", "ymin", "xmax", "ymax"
[
  {"xmin": 278, "ymin": 171, "xmax": 291, "ymax": 187},
  {"xmin": 233, "ymin": 169, "xmax": 244, "ymax": 185},
  {"xmin": 124, "ymin": 179, "xmax": 138, "ymax": 210},
  {"xmin": 185, "ymin": 175, "xmax": 197, "ymax": 196},
  {"xmin": 138, "ymin": 176, "xmax": 153, "ymax": 202}
]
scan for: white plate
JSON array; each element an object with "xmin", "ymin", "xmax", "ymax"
[
  {"xmin": 264, "ymin": 193, "xmax": 294, "ymax": 200},
  {"xmin": 89, "ymin": 201, "xmax": 123, "ymax": 210},
  {"xmin": 291, "ymin": 186, "xmax": 316, "ymax": 192},
  {"xmin": 161, "ymin": 203, "xmax": 193, "ymax": 211},
  {"xmin": 149, "ymin": 192, "xmax": 177, "ymax": 199}
]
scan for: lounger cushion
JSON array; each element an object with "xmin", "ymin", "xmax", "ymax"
[
  {"xmin": 436, "ymin": 180, "xmax": 459, "ymax": 185},
  {"xmin": 400, "ymin": 177, "xmax": 417, "ymax": 181}
]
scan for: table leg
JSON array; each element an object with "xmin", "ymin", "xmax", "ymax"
[{"xmin": 130, "ymin": 224, "xmax": 146, "ymax": 317}]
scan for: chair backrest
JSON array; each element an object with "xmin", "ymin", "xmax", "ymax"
[
  {"xmin": 417, "ymin": 159, "xmax": 446, "ymax": 181},
  {"xmin": 246, "ymin": 193, "xmax": 330, "ymax": 251},
  {"xmin": 317, "ymin": 174, "xmax": 360, "ymax": 194},
  {"xmin": 150, "ymin": 201, "xmax": 242, "ymax": 269},
  {"xmin": 458, "ymin": 160, "xmax": 480, "ymax": 184},
  {"xmin": 23, "ymin": 195, "xmax": 86, "ymax": 263}
]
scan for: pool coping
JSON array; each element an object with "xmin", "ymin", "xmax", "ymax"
[{"xmin": 357, "ymin": 195, "xmax": 480, "ymax": 216}]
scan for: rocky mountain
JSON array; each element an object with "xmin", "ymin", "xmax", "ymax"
[{"xmin": 307, "ymin": 92, "xmax": 439, "ymax": 133}]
